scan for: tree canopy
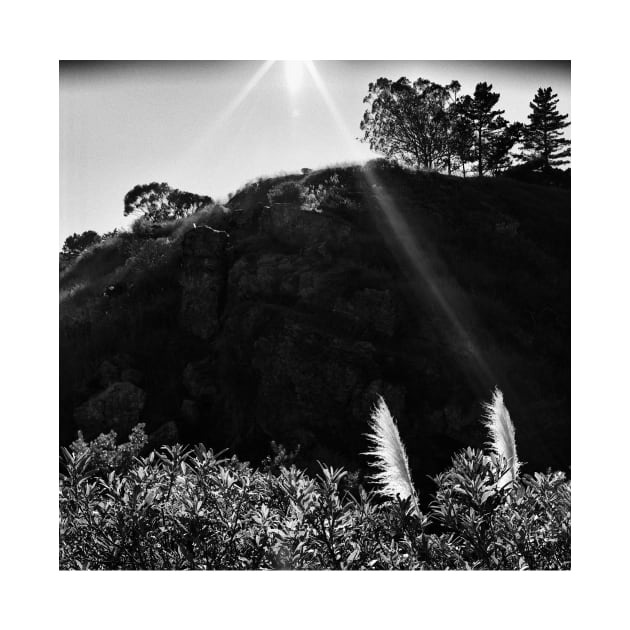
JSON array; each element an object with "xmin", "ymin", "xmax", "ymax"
[
  {"xmin": 360, "ymin": 77, "xmax": 569, "ymax": 177},
  {"xmin": 360, "ymin": 77, "xmax": 461, "ymax": 171},
  {"xmin": 61, "ymin": 230, "xmax": 101, "ymax": 257},
  {"xmin": 124, "ymin": 182, "xmax": 213, "ymax": 222}
]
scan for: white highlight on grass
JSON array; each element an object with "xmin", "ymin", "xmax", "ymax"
[{"xmin": 363, "ymin": 396, "xmax": 419, "ymax": 515}]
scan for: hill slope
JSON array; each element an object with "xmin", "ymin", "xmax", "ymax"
[{"xmin": 60, "ymin": 162, "xmax": 570, "ymax": 491}]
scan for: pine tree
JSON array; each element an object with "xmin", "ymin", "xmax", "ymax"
[
  {"xmin": 486, "ymin": 120, "xmax": 523, "ymax": 175},
  {"xmin": 522, "ymin": 87, "xmax": 570, "ymax": 168},
  {"xmin": 459, "ymin": 82, "xmax": 506, "ymax": 176}
]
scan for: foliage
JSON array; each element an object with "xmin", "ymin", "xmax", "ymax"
[
  {"xmin": 70, "ymin": 424, "xmax": 148, "ymax": 474},
  {"xmin": 302, "ymin": 173, "xmax": 357, "ymax": 213},
  {"xmin": 360, "ymin": 77, "xmax": 461, "ymax": 171},
  {"xmin": 521, "ymin": 87, "xmax": 571, "ymax": 168},
  {"xmin": 124, "ymin": 182, "xmax": 213, "ymax": 222},
  {"xmin": 449, "ymin": 115, "xmax": 476, "ymax": 177},
  {"xmin": 486, "ymin": 121, "xmax": 523, "ymax": 175},
  {"xmin": 61, "ymin": 230, "xmax": 101, "ymax": 257},
  {"xmin": 267, "ymin": 180, "xmax": 305, "ymax": 205},
  {"xmin": 431, "ymin": 448, "xmax": 570, "ymax": 569},
  {"xmin": 359, "ymin": 76, "xmax": 558, "ymax": 177},
  {"xmin": 60, "ymin": 434, "xmax": 570, "ymax": 570},
  {"xmin": 458, "ymin": 82, "xmax": 510, "ymax": 176}
]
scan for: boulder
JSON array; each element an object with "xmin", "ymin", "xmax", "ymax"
[{"xmin": 73, "ymin": 382, "xmax": 146, "ymax": 440}]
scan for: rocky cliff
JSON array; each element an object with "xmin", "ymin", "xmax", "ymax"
[{"xmin": 60, "ymin": 163, "xmax": 570, "ymax": 490}]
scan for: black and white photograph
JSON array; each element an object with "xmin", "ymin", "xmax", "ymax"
[
  {"xmin": 59, "ymin": 60, "xmax": 571, "ymax": 570},
  {"xmin": 6, "ymin": 1, "xmax": 630, "ymax": 627}
]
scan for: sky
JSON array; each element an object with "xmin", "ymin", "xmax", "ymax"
[{"xmin": 59, "ymin": 60, "xmax": 570, "ymax": 244}]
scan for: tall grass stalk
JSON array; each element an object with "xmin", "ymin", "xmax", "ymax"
[
  {"xmin": 363, "ymin": 396, "xmax": 419, "ymax": 515},
  {"xmin": 481, "ymin": 387, "xmax": 520, "ymax": 488}
]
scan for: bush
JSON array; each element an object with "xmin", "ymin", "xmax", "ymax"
[
  {"xmin": 69, "ymin": 424, "xmax": 148, "ymax": 475},
  {"xmin": 267, "ymin": 180, "xmax": 305, "ymax": 205},
  {"xmin": 59, "ymin": 436, "xmax": 570, "ymax": 570},
  {"xmin": 302, "ymin": 173, "xmax": 358, "ymax": 214}
]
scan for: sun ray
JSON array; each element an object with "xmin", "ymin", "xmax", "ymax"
[
  {"xmin": 305, "ymin": 60, "xmax": 499, "ymax": 391},
  {"xmin": 167, "ymin": 60, "xmax": 276, "ymax": 185},
  {"xmin": 304, "ymin": 61, "xmax": 365, "ymax": 161}
]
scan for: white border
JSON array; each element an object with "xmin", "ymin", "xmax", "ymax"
[{"xmin": 3, "ymin": 1, "xmax": 629, "ymax": 628}]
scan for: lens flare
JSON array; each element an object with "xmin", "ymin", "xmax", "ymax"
[{"xmin": 284, "ymin": 60, "xmax": 305, "ymax": 95}]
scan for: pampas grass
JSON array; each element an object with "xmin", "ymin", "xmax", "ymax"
[
  {"xmin": 363, "ymin": 396, "xmax": 419, "ymax": 515},
  {"xmin": 481, "ymin": 387, "xmax": 520, "ymax": 488}
]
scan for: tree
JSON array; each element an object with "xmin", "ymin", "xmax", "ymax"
[
  {"xmin": 459, "ymin": 83, "xmax": 506, "ymax": 176},
  {"xmin": 124, "ymin": 182, "xmax": 171, "ymax": 221},
  {"xmin": 521, "ymin": 87, "xmax": 570, "ymax": 168},
  {"xmin": 360, "ymin": 77, "xmax": 457, "ymax": 171},
  {"xmin": 124, "ymin": 183, "xmax": 213, "ymax": 222},
  {"xmin": 449, "ymin": 113, "xmax": 475, "ymax": 177},
  {"xmin": 441, "ymin": 80, "xmax": 463, "ymax": 175},
  {"xmin": 486, "ymin": 120, "xmax": 523, "ymax": 175},
  {"xmin": 61, "ymin": 230, "xmax": 101, "ymax": 257}
]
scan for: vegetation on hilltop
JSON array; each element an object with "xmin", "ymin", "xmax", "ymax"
[{"xmin": 360, "ymin": 78, "xmax": 570, "ymax": 176}]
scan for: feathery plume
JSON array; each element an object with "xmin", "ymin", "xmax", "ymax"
[
  {"xmin": 363, "ymin": 396, "xmax": 419, "ymax": 515},
  {"xmin": 481, "ymin": 387, "xmax": 520, "ymax": 488}
]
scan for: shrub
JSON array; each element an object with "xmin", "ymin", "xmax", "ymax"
[
  {"xmin": 59, "ymin": 435, "xmax": 570, "ymax": 570},
  {"xmin": 267, "ymin": 180, "xmax": 305, "ymax": 205},
  {"xmin": 69, "ymin": 424, "xmax": 148, "ymax": 474}
]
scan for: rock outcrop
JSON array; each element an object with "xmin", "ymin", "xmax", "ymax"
[{"xmin": 180, "ymin": 226, "xmax": 229, "ymax": 340}]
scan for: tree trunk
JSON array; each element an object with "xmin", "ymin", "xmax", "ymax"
[{"xmin": 478, "ymin": 126, "xmax": 483, "ymax": 176}]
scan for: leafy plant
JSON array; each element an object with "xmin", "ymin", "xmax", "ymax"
[{"xmin": 60, "ymin": 393, "xmax": 570, "ymax": 570}]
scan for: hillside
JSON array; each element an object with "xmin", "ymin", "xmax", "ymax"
[{"xmin": 59, "ymin": 161, "xmax": 570, "ymax": 493}]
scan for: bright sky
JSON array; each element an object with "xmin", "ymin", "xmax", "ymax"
[{"xmin": 60, "ymin": 60, "xmax": 570, "ymax": 245}]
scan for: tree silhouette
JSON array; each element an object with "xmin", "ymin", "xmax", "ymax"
[
  {"xmin": 441, "ymin": 80, "xmax": 463, "ymax": 175},
  {"xmin": 360, "ymin": 77, "xmax": 458, "ymax": 171},
  {"xmin": 486, "ymin": 120, "xmax": 523, "ymax": 175},
  {"xmin": 448, "ymin": 112, "xmax": 475, "ymax": 177},
  {"xmin": 62, "ymin": 230, "xmax": 101, "ymax": 256},
  {"xmin": 521, "ymin": 87, "xmax": 570, "ymax": 168},
  {"xmin": 459, "ymin": 83, "xmax": 506, "ymax": 176},
  {"xmin": 124, "ymin": 183, "xmax": 212, "ymax": 222}
]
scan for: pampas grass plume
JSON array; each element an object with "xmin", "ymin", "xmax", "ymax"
[
  {"xmin": 482, "ymin": 387, "xmax": 520, "ymax": 488},
  {"xmin": 363, "ymin": 396, "xmax": 419, "ymax": 515}
]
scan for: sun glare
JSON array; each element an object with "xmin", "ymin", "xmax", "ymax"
[{"xmin": 284, "ymin": 60, "xmax": 306, "ymax": 94}]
